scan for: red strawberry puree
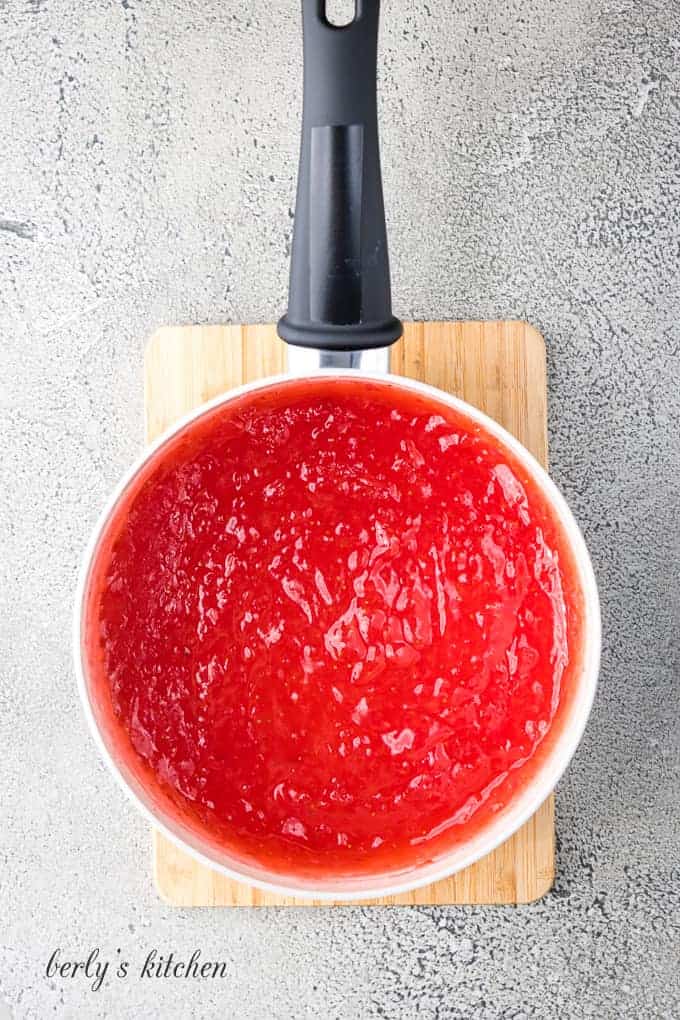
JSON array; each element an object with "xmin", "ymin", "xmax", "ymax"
[{"xmin": 84, "ymin": 378, "xmax": 583, "ymax": 876}]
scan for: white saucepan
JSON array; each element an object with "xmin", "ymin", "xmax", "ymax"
[{"xmin": 75, "ymin": 1, "xmax": 600, "ymax": 901}]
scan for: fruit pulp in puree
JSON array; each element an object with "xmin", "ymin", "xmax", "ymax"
[{"xmin": 84, "ymin": 378, "xmax": 582, "ymax": 875}]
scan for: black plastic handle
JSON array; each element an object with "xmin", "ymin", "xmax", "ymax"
[{"xmin": 277, "ymin": 0, "xmax": 402, "ymax": 352}]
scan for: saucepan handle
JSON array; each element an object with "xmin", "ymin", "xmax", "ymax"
[{"xmin": 277, "ymin": 0, "xmax": 402, "ymax": 353}]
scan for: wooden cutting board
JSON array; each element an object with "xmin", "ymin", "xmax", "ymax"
[{"xmin": 145, "ymin": 320, "xmax": 554, "ymax": 906}]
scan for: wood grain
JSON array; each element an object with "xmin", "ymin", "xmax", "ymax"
[{"xmin": 145, "ymin": 320, "xmax": 554, "ymax": 906}]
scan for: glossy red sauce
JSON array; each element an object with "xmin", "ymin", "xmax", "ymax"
[{"xmin": 84, "ymin": 378, "xmax": 583, "ymax": 876}]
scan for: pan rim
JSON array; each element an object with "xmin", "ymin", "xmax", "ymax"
[{"xmin": 74, "ymin": 369, "xmax": 601, "ymax": 902}]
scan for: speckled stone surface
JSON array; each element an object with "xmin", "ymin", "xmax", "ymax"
[{"xmin": 2, "ymin": 1, "xmax": 679, "ymax": 1017}]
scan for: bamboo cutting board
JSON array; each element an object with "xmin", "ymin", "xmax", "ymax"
[{"xmin": 145, "ymin": 320, "xmax": 554, "ymax": 906}]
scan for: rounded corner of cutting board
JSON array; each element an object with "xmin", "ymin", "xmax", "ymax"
[
  {"xmin": 521, "ymin": 871, "xmax": 556, "ymax": 905},
  {"xmin": 152, "ymin": 829, "xmax": 194, "ymax": 907},
  {"xmin": 518, "ymin": 320, "xmax": 547, "ymax": 362},
  {"xmin": 145, "ymin": 325, "xmax": 173, "ymax": 363}
]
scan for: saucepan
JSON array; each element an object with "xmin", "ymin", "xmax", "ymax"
[{"xmin": 75, "ymin": 0, "xmax": 600, "ymax": 900}]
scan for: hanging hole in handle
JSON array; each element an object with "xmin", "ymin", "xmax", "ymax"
[{"xmin": 323, "ymin": 0, "xmax": 357, "ymax": 28}]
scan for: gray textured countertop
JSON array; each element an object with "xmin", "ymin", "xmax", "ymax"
[{"xmin": 2, "ymin": 1, "xmax": 679, "ymax": 1017}]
